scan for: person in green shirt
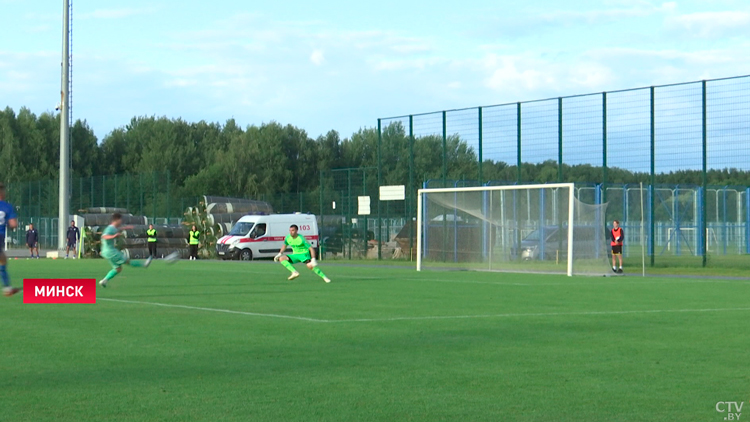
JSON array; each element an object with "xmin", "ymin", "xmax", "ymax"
[
  {"xmin": 275, "ymin": 224, "xmax": 330, "ymax": 283},
  {"xmin": 99, "ymin": 213, "xmax": 152, "ymax": 287}
]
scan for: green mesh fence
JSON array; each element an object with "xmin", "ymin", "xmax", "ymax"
[
  {"xmin": 4, "ymin": 171, "xmax": 190, "ymax": 249},
  {"xmin": 318, "ymin": 167, "xmax": 379, "ymax": 260},
  {"xmin": 378, "ymin": 75, "xmax": 750, "ymax": 270}
]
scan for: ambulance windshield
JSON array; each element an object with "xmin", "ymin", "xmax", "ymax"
[{"xmin": 228, "ymin": 222, "xmax": 255, "ymax": 236}]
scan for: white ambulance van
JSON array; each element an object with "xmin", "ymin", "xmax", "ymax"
[{"xmin": 216, "ymin": 213, "xmax": 319, "ymax": 261}]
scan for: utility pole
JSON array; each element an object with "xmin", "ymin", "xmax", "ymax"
[{"xmin": 58, "ymin": 0, "xmax": 71, "ymax": 251}]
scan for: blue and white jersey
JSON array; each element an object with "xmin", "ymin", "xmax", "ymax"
[{"xmin": 0, "ymin": 200, "xmax": 17, "ymax": 237}]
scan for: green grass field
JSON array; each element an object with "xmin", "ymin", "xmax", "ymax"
[{"xmin": 2, "ymin": 258, "xmax": 749, "ymax": 421}]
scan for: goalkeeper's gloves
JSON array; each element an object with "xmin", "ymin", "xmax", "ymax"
[
  {"xmin": 274, "ymin": 253, "xmax": 283, "ymax": 262},
  {"xmin": 309, "ymin": 258, "xmax": 318, "ymax": 267}
]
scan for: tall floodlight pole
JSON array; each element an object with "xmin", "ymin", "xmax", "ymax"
[{"xmin": 58, "ymin": 0, "xmax": 71, "ymax": 251}]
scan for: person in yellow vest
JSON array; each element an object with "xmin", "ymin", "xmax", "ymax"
[
  {"xmin": 146, "ymin": 224, "xmax": 157, "ymax": 258},
  {"xmin": 189, "ymin": 225, "xmax": 200, "ymax": 260}
]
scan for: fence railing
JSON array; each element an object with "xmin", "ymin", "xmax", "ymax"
[{"xmin": 377, "ymin": 75, "xmax": 750, "ymax": 267}]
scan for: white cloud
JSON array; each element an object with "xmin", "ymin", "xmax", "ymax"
[
  {"xmin": 310, "ymin": 50, "xmax": 325, "ymax": 66},
  {"xmin": 666, "ymin": 11, "xmax": 750, "ymax": 38},
  {"xmin": 481, "ymin": 54, "xmax": 615, "ymax": 96},
  {"xmin": 484, "ymin": 56, "xmax": 554, "ymax": 92},
  {"xmin": 535, "ymin": 2, "xmax": 676, "ymax": 24}
]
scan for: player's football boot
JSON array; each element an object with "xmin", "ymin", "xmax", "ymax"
[
  {"xmin": 323, "ymin": 277, "xmax": 331, "ymax": 283},
  {"xmin": 288, "ymin": 272, "xmax": 300, "ymax": 280},
  {"xmin": 3, "ymin": 287, "xmax": 21, "ymax": 297}
]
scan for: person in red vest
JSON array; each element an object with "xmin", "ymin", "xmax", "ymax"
[{"xmin": 611, "ymin": 220, "xmax": 624, "ymax": 273}]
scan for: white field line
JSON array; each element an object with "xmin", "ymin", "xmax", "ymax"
[
  {"xmin": 98, "ymin": 298, "xmax": 329, "ymax": 322},
  {"xmin": 98, "ymin": 298, "xmax": 750, "ymax": 324},
  {"xmin": 400, "ymin": 277, "xmax": 750, "ymax": 287},
  {"xmin": 329, "ymin": 307, "xmax": 750, "ymax": 323}
]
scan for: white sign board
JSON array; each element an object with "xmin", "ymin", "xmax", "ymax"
[
  {"xmin": 379, "ymin": 185, "xmax": 405, "ymax": 201},
  {"xmin": 357, "ymin": 196, "xmax": 371, "ymax": 215}
]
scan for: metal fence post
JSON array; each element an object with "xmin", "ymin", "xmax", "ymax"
[
  {"xmin": 602, "ymin": 92, "xmax": 608, "ymax": 204},
  {"xmin": 152, "ymin": 171, "xmax": 157, "ymax": 219},
  {"xmin": 702, "ymin": 80, "xmax": 708, "ymax": 266},
  {"xmin": 558, "ymin": 98, "xmax": 563, "ymax": 182},
  {"xmin": 478, "ymin": 107, "xmax": 483, "ymax": 184},
  {"xmin": 319, "ymin": 170, "xmax": 324, "ymax": 252},
  {"xmin": 442, "ymin": 111, "xmax": 448, "ymax": 261},
  {"xmin": 650, "ymin": 87, "xmax": 656, "ymax": 267},
  {"xmin": 166, "ymin": 171, "xmax": 171, "ymax": 219},
  {"xmin": 517, "ymin": 102, "xmax": 522, "ymax": 184},
  {"xmin": 377, "ymin": 118, "xmax": 382, "ymax": 260},
  {"xmin": 442, "ymin": 111, "xmax": 447, "ymax": 187},
  {"xmin": 409, "ymin": 115, "xmax": 415, "ymax": 260},
  {"xmin": 139, "ymin": 173, "xmax": 143, "ymax": 216}
]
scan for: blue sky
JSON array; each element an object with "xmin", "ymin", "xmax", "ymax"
[{"xmin": 1, "ymin": 0, "xmax": 749, "ymax": 141}]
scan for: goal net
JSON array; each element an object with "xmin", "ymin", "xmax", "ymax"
[{"xmin": 417, "ymin": 183, "xmax": 612, "ymax": 276}]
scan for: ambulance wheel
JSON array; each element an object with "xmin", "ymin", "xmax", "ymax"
[{"xmin": 239, "ymin": 249, "xmax": 253, "ymax": 261}]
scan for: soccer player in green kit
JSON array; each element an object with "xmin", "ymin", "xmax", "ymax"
[
  {"xmin": 99, "ymin": 213, "xmax": 153, "ymax": 287},
  {"xmin": 274, "ymin": 224, "xmax": 331, "ymax": 283}
]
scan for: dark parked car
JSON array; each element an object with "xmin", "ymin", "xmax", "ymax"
[
  {"xmin": 321, "ymin": 227, "xmax": 375, "ymax": 255},
  {"xmin": 512, "ymin": 225, "xmax": 606, "ymax": 260}
]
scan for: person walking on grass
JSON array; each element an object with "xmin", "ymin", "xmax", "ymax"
[
  {"xmin": 611, "ymin": 220, "xmax": 624, "ymax": 273},
  {"xmin": 99, "ymin": 213, "xmax": 152, "ymax": 287},
  {"xmin": 275, "ymin": 224, "xmax": 330, "ymax": 283},
  {"xmin": 0, "ymin": 183, "xmax": 21, "ymax": 296}
]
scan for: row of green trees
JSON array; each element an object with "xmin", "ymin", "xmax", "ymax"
[{"xmin": 2, "ymin": 106, "xmax": 750, "ymax": 196}]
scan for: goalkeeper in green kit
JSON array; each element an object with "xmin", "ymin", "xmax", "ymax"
[{"xmin": 275, "ymin": 224, "xmax": 331, "ymax": 283}]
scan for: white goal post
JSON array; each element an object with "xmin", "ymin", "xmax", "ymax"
[{"xmin": 417, "ymin": 183, "xmax": 613, "ymax": 277}]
